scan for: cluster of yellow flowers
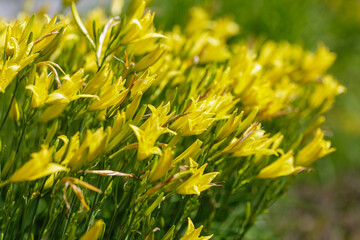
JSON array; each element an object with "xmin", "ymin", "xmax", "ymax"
[{"xmin": 0, "ymin": 1, "xmax": 344, "ymax": 239}]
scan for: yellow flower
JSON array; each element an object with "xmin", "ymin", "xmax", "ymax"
[
  {"xmin": 216, "ymin": 110, "xmax": 243, "ymax": 141},
  {"xmin": 171, "ymin": 98, "xmax": 215, "ymax": 136},
  {"xmin": 46, "ymin": 69, "xmax": 97, "ymax": 104},
  {"xmin": 172, "ymin": 139, "xmax": 203, "ymax": 164},
  {"xmin": 83, "ymin": 64, "xmax": 113, "ymax": 95},
  {"xmin": 32, "ymin": 14, "xmax": 67, "ymax": 53},
  {"xmin": 176, "ymin": 160, "xmax": 218, "ymax": 195},
  {"xmin": 148, "ymin": 148, "xmax": 174, "ymax": 182},
  {"xmin": 296, "ymin": 128, "xmax": 335, "ymax": 166},
  {"xmin": 38, "ymin": 103, "xmax": 68, "ymax": 123},
  {"xmin": 302, "ymin": 44, "xmax": 336, "ymax": 82},
  {"xmin": 180, "ymin": 218, "xmax": 212, "ymax": 240},
  {"xmin": 133, "ymin": 45, "xmax": 165, "ymax": 72},
  {"xmin": 26, "ymin": 68, "xmax": 53, "ymax": 108},
  {"xmin": 257, "ymin": 151, "xmax": 304, "ymax": 179},
  {"xmin": 223, "ymin": 123, "xmax": 278, "ymax": 157},
  {"xmin": 107, "ymin": 111, "xmax": 129, "ymax": 152},
  {"xmin": 120, "ymin": 1, "xmax": 158, "ymax": 45},
  {"xmin": 0, "ymin": 41, "xmax": 38, "ymax": 93},
  {"xmin": 9, "ymin": 95, "xmax": 20, "ymax": 123},
  {"xmin": 65, "ymin": 128, "xmax": 110, "ymax": 171},
  {"xmin": 88, "ymin": 77, "xmax": 128, "ymax": 111},
  {"xmin": 9, "ymin": 145, "xmax": 68, "ymax": 182},
  {"xmin": 130, "ymin": 70, "xmax": 157, "ymax": 98},
  {"xmin": 80, "ymin": 219, "xmax": 105, "ymax": 240},
  {"xmin": 309, "ymin": 75, "xmax": 346, "ymax": 113},
  {"xmin": 131, "ymin": 104, "xmax": 175, "ymax": 160}
]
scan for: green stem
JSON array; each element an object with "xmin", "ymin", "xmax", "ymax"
[
  {"xmin": 27, "ymin": 179, "xmax": 47, "ymax": 240},
  {"xmin": 0, "ymin": 77, "xmax": 19, "ymax": 131}
]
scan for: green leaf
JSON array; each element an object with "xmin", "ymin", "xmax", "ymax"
[{"xmin": 71, "ymin": 2, "xmax": 96, "ymax": 50}]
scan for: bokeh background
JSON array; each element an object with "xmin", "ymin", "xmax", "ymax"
[{"xmin": 1, "ymin": 0, "xmax": 359, "ymax": 239}]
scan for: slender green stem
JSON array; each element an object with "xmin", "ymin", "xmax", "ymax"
[
  {"xmin": 27, "ymin": 179, "xmax": 47, "ymax": 240},
  {"xmin": 0, "ymin": 77, "xmax": 19, "ymax": 131}
]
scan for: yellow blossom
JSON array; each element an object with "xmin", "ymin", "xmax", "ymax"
[
  {"xmin": 46, "ymin": 69, "xmax": 97, "ymax": 104},
  {"xmin": 32, "ymin": 14, "xmax": 67, "ymax": 53},
  {"xmin": 180, "ymin": 218, "xmax": 212, "ymax": 240},
  {"xmin": 9, "ymin": 95, "xmax": 20, "ymax": 122},
  {"xmin": 88, "ymin": 77, "xmax": 128, "ymax": 111},
  {"xmin": 172, "ymin": 139, "xmax": 203, "ymax": 164},
  {"xmin": 38, "ymin": 103, "xmax": 68, "ymax": 123},
  {"xmin": 223, "ymin": 123, "xmax": 278, "ymax": 157},
  {"xmin": 0, "ymin": 40, "xmax": 38, "ymax": 93},
  {"xmin": 83, "ymin": 64, "xmax": 113, "ymax": 95},
  {"xmin": 134, "ymin": 45, "xmax": 165, "ymax": 71},
  {"xmin": 80, "ymin": 219, "xmax": 105, "ymax": 240},
  {"xmin": 176, "ymin": 160, "xmax": 218, "ymax": 195},
  {"xmin": 257, "ymin": 151, "xmax": 304, "ymax": 179},
  {"xmin": 8, "ymin": 145, "xmax": 68, "ymax": 182},
  {"xmin": 26, "ymin": 68, "xmax": 53, "ymax": 108},
  {"xmin": 171, "ymin": 98, "xmax": 215, "ymax": 136},
  {"xmin": 131, "ymin": 103, "xmax": 175, "ymax": 160},
  {"xmin": 130, "ymin": 70, "xmax": 157, "ymax": 98},
  {"xmin": 309, "ymin": 75, "xmax": 346, "ymax": 113},
  {"xmin": 296, "ymin": 128, "xmax": 335, "ymax": 166},
  {"xmin": 216, "ymin": 109, "xmax": 243, "ymax": 141},
  {"xmin": 148, "ymin": 148, "xmax": 174, "ymax": 182},
  {"xmin": 121, "ymin": 1, "xmax": 158, "ymax": 45},
  {"xmin": 65, "ymin": 128, "xmax": 110, "ymax": 171}
]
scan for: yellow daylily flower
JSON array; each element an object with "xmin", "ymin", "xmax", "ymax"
[
  {"xmin": 88, "ymin": 77, "xmax": 128, "ymax": 111},
  {"xmin": 133, "ymin": 45, "xmax": 165, "ymax": 72},
  {"xmin": 176, "ymin": 160, "xmax": 218, "ymax": 195},
  {"xmin": 83, "ymin": 63, "xmax": 113, "ymax": 95},
  {"xmin": 9, "ymin": 145, "xmax": 68, "ymax": 182},
  {"xmin": 0, "ymin": 40, "xmax": 38, "ymax": 93},
  {"xmin": 172, "ymin": 139, "xmax": 202, "ymax": 164},
  {"xmin": 65, "ymin": 128, "xmax": 110, "ymax": 171},
  {"xmin": 80, "ymin": 219, "xmax": 105, "ymax": 240},
  {"xmin": 216, "ymin": 109, "xmax": 243, "ymax": 141},
  {"xmin": 9, "ymin": 95, "xmax": 20, "ymax": 123},
  {"xmin": 26, "ymin": 68, "xmax": 53, "ymax": 108},
  {"xmin": 180, "ymin": 218, "xmax": 212, "ymax": 240},
  {"xmin": 296, "ymin": 128, "xmax": 335, "ymax": 166},
  {"xmin": 46, "ymin": 69, "xmax": 97, "ymax": 104},
  {"xmin": 302, "ymin": 44, "xmax": 336, "ymax": 82},
  {"xmin": 32, "ymin": 14, "xmax": 67, "ymax": 52},
  {"xmin": 171, "ymin": 98, "xmax": 214, "ymax": 136},
  {"xmin": 131, "ymin": 123, "xmax": 174, "ymax": 161},
  {"xmin": 309, "ymin": 75, "xmax": 346, "ymax": 113},
  {"xmin": 148, "ymin": 148, "xmax": 174, "ymax": 182},
  {"xmin": 38, "ymin": 103, "xmax": 68, "ymax": 123},
  {"xmin": 130, "ymin": 70, "xmax": 157, "ymax": 98},
  {"xmin": 223, "ymin": 123, "xmax": 278, "ymax": 157},
  {"xmin": 121, "ymin": 2, "xmax": 157, "ymax": 45},
  {"xmin": 257, "ymin": 151, "xmax": 304, "ymax": 179},
  {"xmin": 131, "ymin": 103, "xmax": 175, "ymax": 160}
]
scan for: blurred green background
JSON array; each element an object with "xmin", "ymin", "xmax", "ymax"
[{"xmin": 151, "ymin": 0, "xmax": 360, "ymax": 239}]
